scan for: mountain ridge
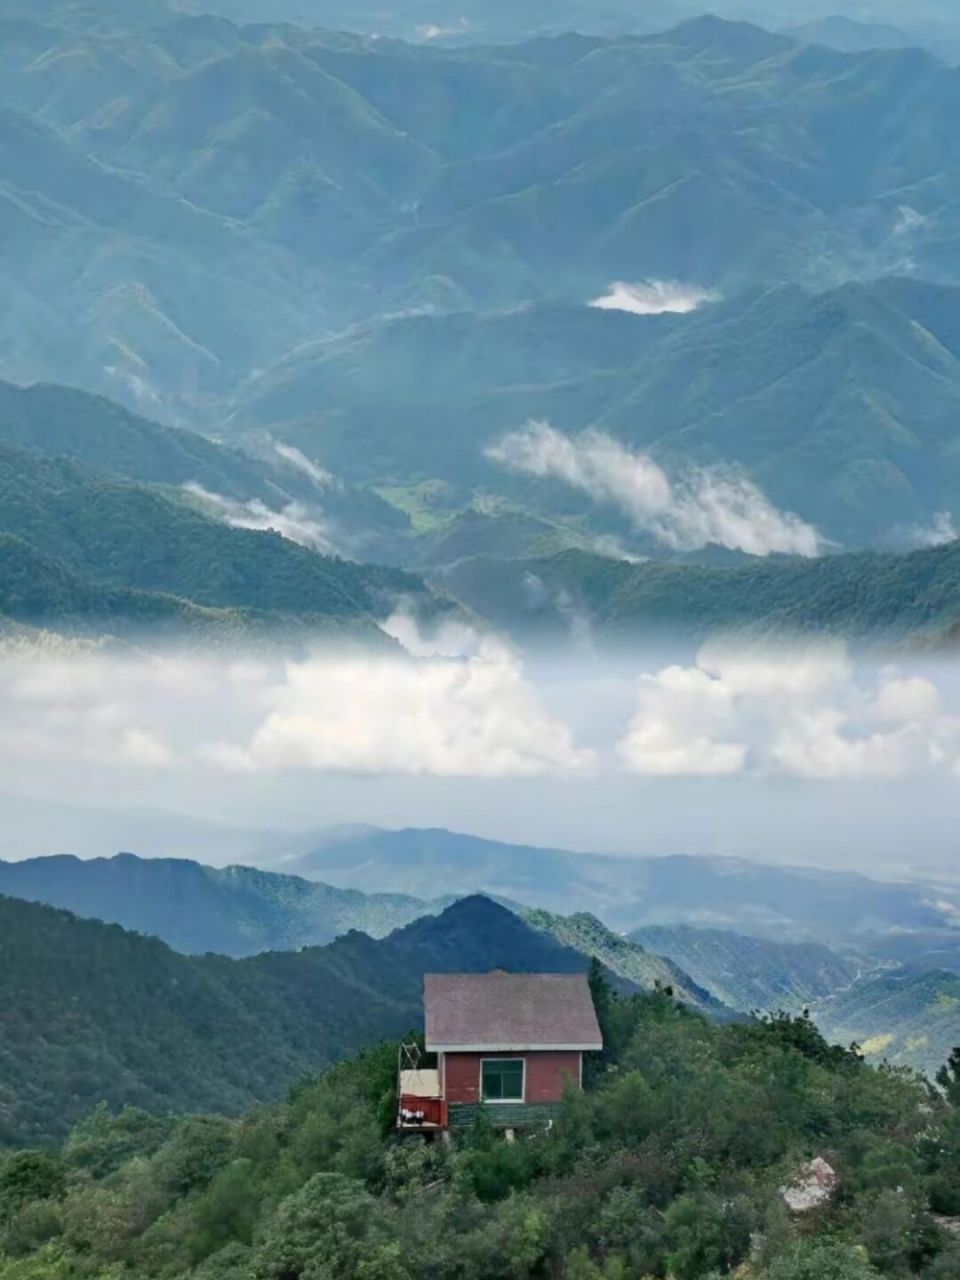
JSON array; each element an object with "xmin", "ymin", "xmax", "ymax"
[
  {"xmin": 0, "ymin": 851, "xmax": 448, "ymax": 957},
  {"xmin": 281, "ymin": 824, "xmax": 960, "ymax": 940},
  {"xmin": 0, "ymin": 891, "xmax": 641, "ymax": 1145}
]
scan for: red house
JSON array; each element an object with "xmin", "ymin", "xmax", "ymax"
[{"xmin": 399, "ymin": 971, "xmax": 602, "ymax": 1132}]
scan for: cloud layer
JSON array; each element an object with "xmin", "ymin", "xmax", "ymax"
[
  {"xmin": 590, "ymin": 279, "xmax": 718, "ymax": 316},
  {"xmin": 488, "ymin": 421, "xmax": 821, "ymax": 557},
  {"xmin": 212, "ymin": 622, "xmax": 591, "ymax": 778},
  {"xmin": 3, "ymin": 634, "xmax": 959, "ymax": 798},
  {"xmin": 619, "ymin": 645, "xmax": 959, "ymax": 780},
  {"xmin": 0, "ymin": 624, "xmax": 590, "ymax": 783}
]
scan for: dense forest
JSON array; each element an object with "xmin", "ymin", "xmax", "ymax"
[
  {"xmin": 1, "ymin": 972, "xmax": 959, "ymax": 1279},
  {"xmin": 443, "ymin": 540, "xmax": 960, "ymax": 649},
  {"xmin": 0, "ymin": 446, "xmax": 433, "ymax": 644}
]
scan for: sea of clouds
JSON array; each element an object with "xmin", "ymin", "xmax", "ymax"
[{"xmin": 0, "ymin": 621, "xmax": 956, "ymax": 793}]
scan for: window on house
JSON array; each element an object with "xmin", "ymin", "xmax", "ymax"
[{"xmin": 481, "ymin": 1058, "xmax": 524, "ymax": 1101}]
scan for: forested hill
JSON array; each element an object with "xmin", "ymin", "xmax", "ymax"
[
  {"xmin": 0, "ymin": 852, "xmax": 444, "ymax": 957},
  {"xmin": 816, "ymin": 968, "xmax": 960, "ymax": 1078},
  {"xmin": 0, "ymin": 446, "xmax": 432, "ymax": 643},
  {"xmin": 0, "ymin": 379, "xmax": 407, "ymax": 551},
  {"xmin": 631, "ymin": 924, "xmax": 864, "ymax": 1013},
  {"xmin": 442, "ymin": 540, "xmax": 960, "ymax": 648},
  {"xmin": 0, "ymin": 893, "xmax": 626, "ymax": 1146},
  {"xmin": 524, "ymin": 908, "xmax": 732, "ymax": 1020},
  {"xmin": 2, "ymin": 973, "xmax": 960, "ymax": 1280}
]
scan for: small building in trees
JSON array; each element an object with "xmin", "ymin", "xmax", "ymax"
[{"xmin": 398, "ymin": 971, "xmax": 602, "ymax": 1133}]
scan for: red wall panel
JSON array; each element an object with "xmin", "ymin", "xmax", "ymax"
[{"xmin": 443, "ymin": 1051, "xmax": 581, "ymax": 1104}]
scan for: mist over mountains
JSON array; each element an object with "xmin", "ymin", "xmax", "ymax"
[{"xmin": 6, "ymin": 5, "xmax": 960, "ymax": 648}]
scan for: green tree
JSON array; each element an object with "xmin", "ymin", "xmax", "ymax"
[
  {"xmin": 189, "ymin": 1160, "xmax": 261, "ymax": 1261},
  {"xmin": 0, "ymin": 1152, "xmax": 64, "ymax": 1219},
  {"xmin": 760, "ymin": 1239, "xmax": 879, "ymax": 1279},
  {"xmin": 253, "ymin": 1173, "xmax": 409, "ymax": 1280},
  {"xmin": 662, "ymin": 1191, "xmax": 753, "ymax": 1280}
]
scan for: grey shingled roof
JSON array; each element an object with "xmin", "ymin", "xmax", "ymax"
[{"xmin": 424, "ymin": 971, "xmax": 603, "ymax": 1050}]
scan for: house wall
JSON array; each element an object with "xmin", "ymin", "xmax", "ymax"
[{"xmin": 442, "ymin": 1051, "xmax": 581, "ymax": 1105}]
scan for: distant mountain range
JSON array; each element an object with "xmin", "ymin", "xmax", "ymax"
[
  {"xmin": 2, "ymin": 833, "xmax": 956, "ymax": 987},
  {"xmin": 3, "ymin": 8, "xmax": 960, "ymax": 558},
  {"xmin": 11, "ymin": 823, "xmax": 945, "ymax": 1021},
  {"xmin": 0, "ymin": 849, "xmax": 726, "ymax": 1016},
  {"xmin": 5, "ymin": 10, "xmax": 960, "ymax": 637},
  {"xmin": 285, "ymin": 825, "xmax": 960, "ymax": 943},
  {"xmin": 0, "ymin": 852, "xmax": 446, "ymax": 956},
  {"xmin": 127, "ymin": 0, "xmax": 960, "ymax": 58}
]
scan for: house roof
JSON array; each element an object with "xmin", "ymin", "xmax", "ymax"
[{"xmin": 424, "ymin": 971, "xmax": 603, "ymax": 1051}]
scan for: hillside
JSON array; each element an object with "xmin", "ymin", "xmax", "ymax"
[
  {"xmin": 0, "ymin": 445, "xmax": 434, "ymax": 642},
  {"xmin": 0, "ymin": 535, "xmax": 319, "ymax": 643},
  {"xmin": 632, "ymin": 924, "xmax": 865, "ymax": 1013},
  {"xmin": 441, "ymin": 539, "xmax": 960, "ymax": 648},
  {"xmin": 0, "ymin": 381, "xmax": 292, "ymax": 503},
  {"xmin": 1, "ymin": 959, "xmax": 959, "ymax": 1280},
  {"xmin": 0, "ymin": 12, "xmax": 956, "ymax": 441},
  {"xmin": 236, "ymin": 279, "xmax": 960, "ymax": 555},
  {"xmin": 0, "ymin": 853, "xmax": 444, "ymax": 957},
  {"xmin": 816, "ymin": 967, "xmax": 960, "ymax": 1077},
  {"xmin": 525, "ymin": 908, "xmax": 732, "ymax": 1019},
  {"xmin": 3, "ymin": 14, "xmax": 960, "ymax": 559},
  {"xmin": 0, "ymin": 893, "xmax": 629, "ymax": 1145},
  {"xmin": 0, "ymin": 379, "xmax": 406, "ymax": 553},
  {"xmin": 289, "ymin": 826, "xmax": 960, "ymax": 942}
]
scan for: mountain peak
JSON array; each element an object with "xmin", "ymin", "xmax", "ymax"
[{"xmin": 666, "ymin": 14, "xmax": 793, "ymax": 60}]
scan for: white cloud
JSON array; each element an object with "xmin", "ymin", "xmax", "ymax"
[
  {"xmin": 907, "ymin": 511, "xmax": 957, "ymax": 548},
  {"xmin": 183, "ymin": 483, "xmax": 334, "ymax": 553},
  {"xmin": 618, "ymin": 646, "xmax": 959, "ymax": 780},
  {"xmin": 590, "ymin": 280, "xmax": 718, "ymax": 316},
  {"xmin": 0, "ymin": 640, "xmax": 592, "ymax": 783},
  {"xmin": 894, "ymin": 205, "xmax": 927, "ymax": 237},
  {"xmin": 381, "ymin": 609, "xmax": 496, "ymax": 661},
  {"xmin": 272, "ymin": 443, "xmax": 334, "ymax": 489},
  {"xmin": 619, "ymin": 665, "xmax": 746, "ymax": 776},
  {"xmin": 488, "ymin": 422, "xmax": 822, "ymax": 557},
  {"xmin": 416, "ymin": 17, "xmax": 470, "ymax": 40},
  {"xmin": 215, "ymin": 647, "xmax": 593, "ymax": 779},
  {"xmin": 873, "ymin": 674, "xmax": 942, "ymax": 724},
  {"xmin": 0, "ymin": 654, "xmax": 177, "ymax": 771},
  {"xmin": 2, "ymin": 638, "xmax": 959, "ymax": 801},
  {"xmin": 117, "ymin": 728, "xmax": 173, "ymax": 769}
]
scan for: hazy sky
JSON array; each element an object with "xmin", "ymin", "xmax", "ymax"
[{"xmin": 1, "ymin": 620, "xmax": 959, "ymax": 882}]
